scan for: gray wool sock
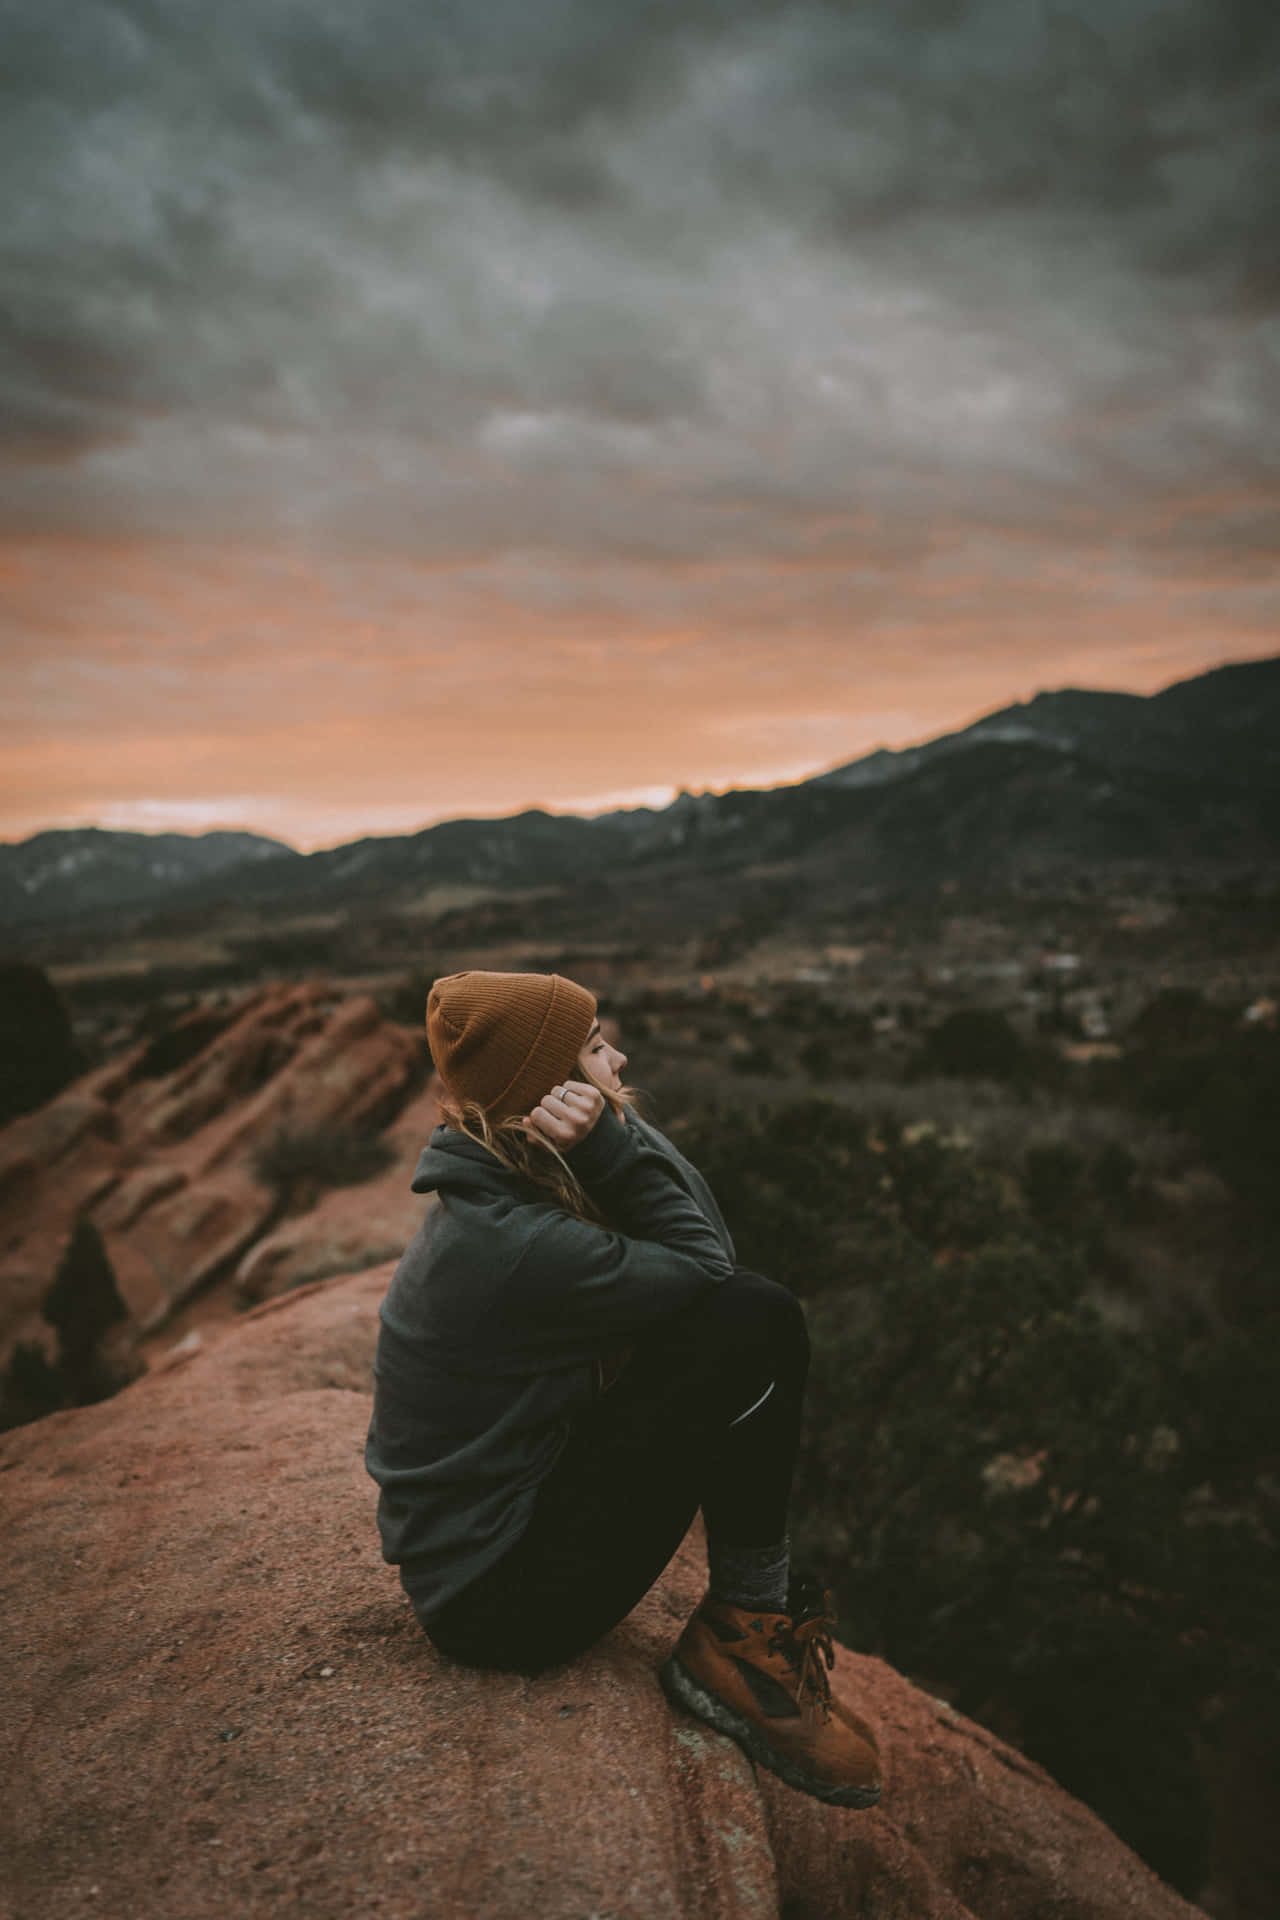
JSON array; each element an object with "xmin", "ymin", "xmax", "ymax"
[{"xmin": 707, "ymin": 1536, "xmax": 791, "ymax": 1615}]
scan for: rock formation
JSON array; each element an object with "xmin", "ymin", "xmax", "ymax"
[
  {"xmin": 0, "ymin": 982, "xmax": 435, "ymax": 1415},
  {"xmin": 0, "ymin": 1264, "xmax": 1204, "ymax": 1920}
]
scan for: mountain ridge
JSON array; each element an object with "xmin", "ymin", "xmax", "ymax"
[
  {"xmin": 4, "ymin": 655, "xmax": 1277, "ymax": 929},
  {"xmin": 810, "ymin": 655, "xmax": 1280, "ymax": 792}
]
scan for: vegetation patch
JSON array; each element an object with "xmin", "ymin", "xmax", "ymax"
[
  {"xmin": 666, "ymin": 1090, "xmax": 1278, "ymax": 1900},
  {"xmin": 252, "ymin": 1125, "xmax": 397, "ymax": 1202}
]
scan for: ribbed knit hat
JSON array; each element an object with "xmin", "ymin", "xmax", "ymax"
[{"xmin": 426, "ymin": 970, "xmax": 597, "ymax": 1122}]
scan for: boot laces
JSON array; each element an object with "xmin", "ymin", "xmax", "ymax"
[{"xmin": 767, "ymin": 1584, "xmax": 837, "ymax": 1714}]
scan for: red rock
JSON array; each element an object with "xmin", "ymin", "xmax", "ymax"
[
  {"xmin": 0, "ymin": 1146, "xmax": 36, "ymax": 1207},
  {"xmin": 0, "ymin": 1155, "xmax": 128, "ymax": 1366},
  {"xmin": 0, "ymin": 984, "xmax": 430, "ymax": 1383},
  {"xmin": 0, "ymin": 1266, "xmax": 1204, "ymax": 1920},
  {"xmin": 123, "ymin": 1166, "xmax": 280, "ymax": 1327},
  {"xmin": 234, "ymin": 1079, "xmax": 440, "ymax": 1304},
  {"xmin": 1, "ymin": 1089, "xmax": 118, "ymax": 1166},
  {"xmin": 134, "ymin": 982, "xmax": 326, "ymax": 1151},
  {"xmin": 232, "ymin": 1182, "xmax": 423, "ymax": 1302},
  {"xmin": 96, "ymin": 1163, "xmax": 188, "ymax": 1232},
  {"xmin": 189, "ymin": 997, "xmax": 420, "ymax": 1173}
]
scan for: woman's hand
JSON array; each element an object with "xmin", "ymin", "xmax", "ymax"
[{"xmin": 523, "ymin": 1078, "xmax": 605, "ymax": 1150}]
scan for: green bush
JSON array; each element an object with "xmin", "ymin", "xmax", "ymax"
[
  {"xmin": 379, "ymin": 970, "xmax": 437, "ymax": 1029},
  {"xmin": 0, "ymin": 963, "xmax": 82, "ymax": 1125},
  {"xmin": 0, "ymin": 1340, "xmax": 64, "ymax": 1432},
  {"xmin": 43, "ymin": 1219, "xmax": 128, "ymax": 1374},
  {"xmin": 671, "ymin": 1099, "xmax": 1009, "ymax": 1297},
  {"xmin": 1118, "ymin": 995, "xmax": 1280, "ymax": 1232},
  {"xmin": 729, "ymin": 1043, "xmax": 776, "ymax": 1076},
  {"xmin": 675, "ymin": 1095, "xmax": 1277, "ymax": 1896},
  {"xmin": 1093, "ymin": 1139, "xmax": 1137, "ymax": 1205},
  {"xmin": 798, "ymin": 1036, "xmax": 832, "ymax": 1081},
  {"xmin": 1023, "ymin": 1141, "xmax": 1088, "ymax": 1231},
  {"xmin": 253, "ymin": 1125, "xmax": 396, "ymax": 1198},
  {"xmin": 1, "ymin": 1220, "xmax": 132, "ymax": 1427},
  {"xmin": 922, "ymin": 1008, "xmax": 1026, "ymax": 1081}
]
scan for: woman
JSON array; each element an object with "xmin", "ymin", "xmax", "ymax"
[{"xmin": 365, "ymin": 968, "xmax": 881, "ymax": 1808}]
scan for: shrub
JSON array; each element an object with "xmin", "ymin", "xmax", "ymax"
[
  {"xmin": 1023, "ymin": 1141, "xmax": 1088, "ymax": 1231},
  {"xmin": 1093, "ymin": 1139, "xmax": 1137, "ymax": 1205},
  {"xmin": 798, "ymin": 1037, "xmax": 832, "ymax": 1081},
  {"xmin": 793, "ymin": 1218, "xmax": 1276, "ymax": 1895},
  {"xmin": 43, "ymin": 1220, "xmax": 128, "ymax": 1369},
  {"xmin": 676, "ymin": 1094, "xmax": 1277, "ymax": 1895},
  {"xmin": 1118, "ymin": 995, "xmax": 1280, "ymax": 1231},
  {"xmin": 922, "ymin": 1008, "xmax": 1026, "ymax": 1081},
  {"xmin": 379, "ymin": 970, "xmax": 437, "ymax": 1029},
  {"xmin": 133, "ymin": 1006, "xmax": 235, "ymax": 1080},
  {"xmin": 672, "ymin": 1099, "xmax": 1009, "ymax": 1297},
  {"xmin": 253, "ymin": 1125, "xmax": 396, "ymax": 1199},
  {"xmin": 6, "ymin": 1219, "xmax": 137, "ymax": 1419},
  {"xmin": 0, "ymin": 963, "xmax": 82, "ymax": 1125},
  {"xmin": 729, "ymin": 1043, "xmax": 776, "ymax": 1076},
  {"xmin": 0, "ymin": 1340, "xmax": 64, "ymax": 1432}
]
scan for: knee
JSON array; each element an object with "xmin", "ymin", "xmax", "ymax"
[{"xmin": 714, "ymin": 1268, "xmax": 810, "ymax": 1377}]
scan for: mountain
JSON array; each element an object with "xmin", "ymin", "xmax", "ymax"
[
  {"xmin": 586, "ymin": 655, "xmax": 1280, "ymax": 899},
  {"xmin": 0, "ymin": 814, "xmax": 631, "ymax": 931},
  {"xmin": 611, "ymin": 734, "xmax": 1280, "ymax": 907},
  {"xmin": 3, "ymin": 657, "xmax": 1277, "ymax": 932},
  {"xmin": 810, "ymin": 656, "xmax": 1280, "ymax": 795},
  {"xmin": 0, "ymin": 828, "xmax": 294, "ymax": 925}
]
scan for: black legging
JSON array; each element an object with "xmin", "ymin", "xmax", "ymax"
[{"xmin": 422, "ymin": 1268, "xmax": 810, "ymax": 1674}]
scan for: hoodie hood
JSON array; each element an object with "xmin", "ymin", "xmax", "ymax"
[{"xmin": 410, "ymin": 1125, "xmax": 512, "ymax": 1198}]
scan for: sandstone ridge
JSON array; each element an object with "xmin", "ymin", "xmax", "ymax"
[
  {"xmin": 0, "ymin": 981, "xmax": 438, "ymax": 1404},
  {"xmin": 1, "ymin": 1265, "xmax": 1202, "ymax": 1920}
]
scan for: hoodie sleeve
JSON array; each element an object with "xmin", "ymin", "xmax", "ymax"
[{"xmin": 506, "ymin": 1106, "xmax": 734, "ymax": 1342}]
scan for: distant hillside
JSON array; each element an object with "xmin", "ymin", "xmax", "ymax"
[
  {"xmin": 3, "ymin": 656, "xmax": 1277, "ymax": 932},
  {"xmin": 810, "ymin": 656, "xmax": 1280, "ymax": 795},
  {"xmin": 609, "ymin": 734, "xmax": 1280, "ymax": 907},
  {"xmin": 0, "ymin": 829, "xmax": 295, "ymax": 926}
]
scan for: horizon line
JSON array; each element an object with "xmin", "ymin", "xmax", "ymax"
[{"xmin": 5, "ymin": 648, "xmax": 1274, "ymax": 856}]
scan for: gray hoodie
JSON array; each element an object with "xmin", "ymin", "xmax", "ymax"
[{"xmin": 364, "ymin": 1105, "xmax": 735, "ymax": 1616}]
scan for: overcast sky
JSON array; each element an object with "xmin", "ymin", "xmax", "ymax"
[{"xmin": 2, "ymin": 0, "xmax": 1277, "ymax": 848}]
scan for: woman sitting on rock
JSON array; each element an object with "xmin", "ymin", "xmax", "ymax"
[{"xmin": 365, "ymin": 968, "xmax": 881, "ymax": 1809}]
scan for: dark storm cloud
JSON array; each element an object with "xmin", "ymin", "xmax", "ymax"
[
  {"xmin": 245, "ymin": 0, "xmax": 1280, "ymax": 291},
  {"xmin": 1, "ymin": 0, "xmax": 1277, "ymax": 585}
]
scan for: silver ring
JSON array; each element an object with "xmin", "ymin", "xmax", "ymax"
[{"xmin": 559, "ymin": 1086, "xmax": 573, "ymax": 1103}]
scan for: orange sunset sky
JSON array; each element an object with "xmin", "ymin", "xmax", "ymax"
[{"xmin": 3, "ymin": 1, "xmax": 1277, "ymax": 852}]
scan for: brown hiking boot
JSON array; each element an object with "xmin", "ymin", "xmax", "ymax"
[
  {"xmin": 659, "ymin": 1584, "xmax": 882, "ymax": 1809},
  {"xmin": 783, "ymin": 1575, "xmax": 881, "ymax": 1750}
]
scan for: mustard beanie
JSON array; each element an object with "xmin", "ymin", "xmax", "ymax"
[{"xmin": 426, "ymin": 970, "xmax": 597, "ymax": 1122}]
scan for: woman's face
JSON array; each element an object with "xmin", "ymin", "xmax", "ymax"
[{"xmin": 579, "ymin": 1018, "xmax": 627, "ymax": 1093}]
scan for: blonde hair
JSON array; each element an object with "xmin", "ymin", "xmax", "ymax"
[{"xmin": 440, "ymin": 1056, "xmax": 634, "ymax": 1224}]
